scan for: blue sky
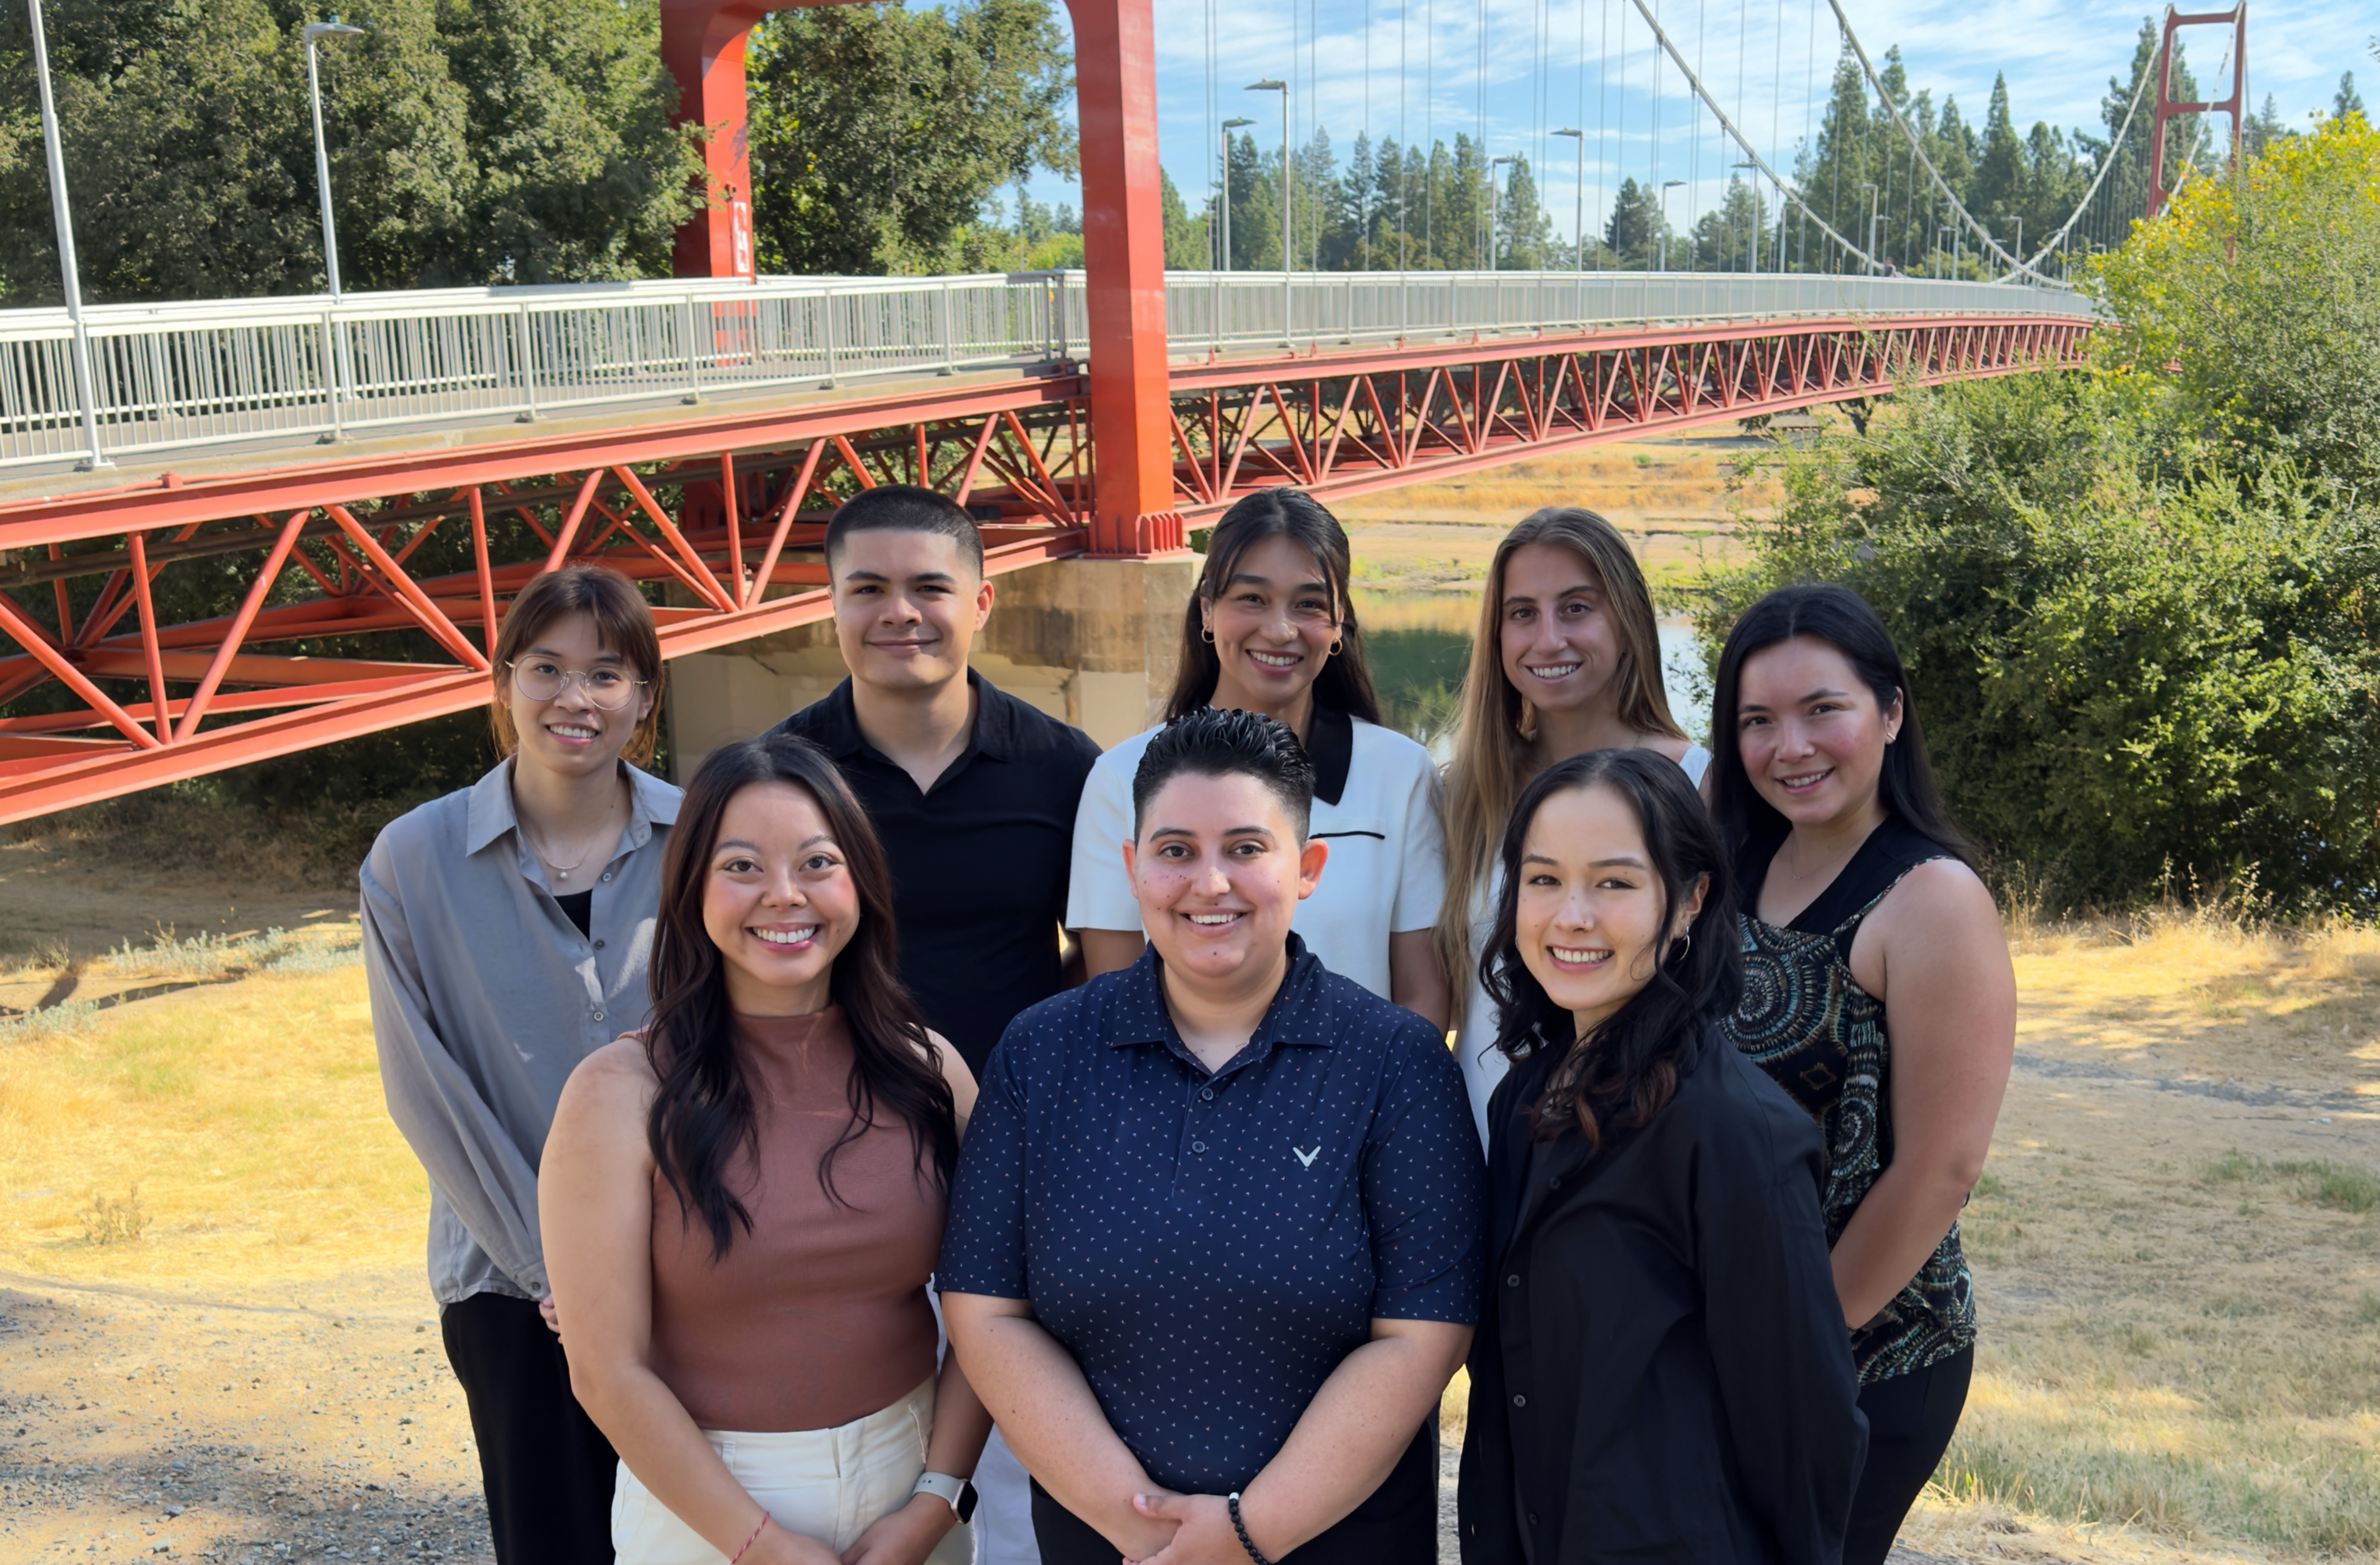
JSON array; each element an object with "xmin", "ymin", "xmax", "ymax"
[{"xmin": 1009, "ymin": 0, "xmax": 2373, "ymax": 246}]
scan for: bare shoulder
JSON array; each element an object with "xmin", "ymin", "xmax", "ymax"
[
  {"xmin": 1875, "ymin": 855, "xmax": 2003, "ymax": 940},
  {"xmin": 558, "ymin": 1036, "xmax": 660, "ymax": 1116}
]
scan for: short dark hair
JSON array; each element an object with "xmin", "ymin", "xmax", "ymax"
[
  {"xmin": 823, "ymin": 485, "xmax": 985, "ymax": 577},
  {"xmin": 1707, "ymin": 583, "xmax": 1974, "ymax": 865},
  {"xmin": 1131, "ymin": 707, "xmax": 1316, "ymax": 841}
]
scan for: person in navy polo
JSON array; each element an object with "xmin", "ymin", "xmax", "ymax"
[{"xmin": 940, "ymin": 707, "xmax": 1485, "ymax": 1565}]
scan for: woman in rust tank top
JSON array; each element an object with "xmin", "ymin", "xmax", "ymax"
[{"xmin": 542, "ymin": 734, "xmax": 992, "ymax": 1565}]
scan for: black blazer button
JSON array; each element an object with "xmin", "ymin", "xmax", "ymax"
[
  {"xmin": 1512, "ymin": 1394, "xmax": 1526, "ymax": 1407},
  {"xmin": 1505, "ymin": 1274, "xmax": 1520, "ymax": 1287}
]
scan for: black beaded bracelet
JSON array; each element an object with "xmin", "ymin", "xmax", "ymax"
[{"xmin": 1225, "ymin": 1492, "xmax": 1272, "ymax": 1565}]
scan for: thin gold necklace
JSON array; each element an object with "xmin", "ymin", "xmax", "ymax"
[{"xmin": 522, "ymin": 787, "xmax": 622, "ymax": 883}]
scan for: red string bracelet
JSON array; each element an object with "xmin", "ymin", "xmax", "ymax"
[{"xmin": 731, "ymin": 1513, "xmax": 771, "ymax": 1564}]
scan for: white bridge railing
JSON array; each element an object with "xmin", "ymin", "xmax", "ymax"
[{"xmin": 0, "ymin": 270, "xmax": 2092, "ymax": 472}]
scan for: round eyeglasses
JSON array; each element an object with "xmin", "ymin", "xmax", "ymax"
[{"xmin": 506, "ymin": 659, "xmax": 648, "ymax": 711}]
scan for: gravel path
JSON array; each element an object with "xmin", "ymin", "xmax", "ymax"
[{"xmin": 0, "ymin": 1268, "xmax": 493, "ymax": 1563}]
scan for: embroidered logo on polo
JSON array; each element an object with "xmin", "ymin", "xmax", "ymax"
[{"xmin": 1292, "ymin": 1145, "xmax": 1321, "ymax": 1167}]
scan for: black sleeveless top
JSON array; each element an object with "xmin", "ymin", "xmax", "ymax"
[{"xmin": 1723, "ymin": 816, "xmax": 1976, "ymax": 1384}]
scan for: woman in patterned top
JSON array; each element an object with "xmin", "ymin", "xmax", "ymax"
[{"xmin": 1708, "ymin": 585, "xmax": 2016, "ymax": 1565}]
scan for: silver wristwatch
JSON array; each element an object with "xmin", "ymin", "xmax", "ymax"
[{"xmin": 913, "ymin": 1471, "xmax": 978, "ymax": 1523}]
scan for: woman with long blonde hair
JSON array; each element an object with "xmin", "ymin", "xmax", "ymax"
[{"xmin": 1437, "ymin": 508, "xmax": 1709, "ymax": 1145}]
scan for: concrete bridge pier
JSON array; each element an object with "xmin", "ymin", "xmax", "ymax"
[{"xmin": 665, "ymin": 553, "xmax": 1200, "ymax": 777}]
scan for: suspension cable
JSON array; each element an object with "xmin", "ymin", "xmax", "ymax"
[
  {"xmin": 1814, "ymin": 0, "xmax": 2077, "ymax": 284},
  {"xmin": 1620, "ymin": 0, "xmax": 1881, "ymax": 268}
]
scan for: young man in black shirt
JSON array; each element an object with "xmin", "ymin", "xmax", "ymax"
[
  {"xmin": 771, "ymin": 485, "xmax": 1100, "ymax": 1074},
  {"xmin": 770, "ymin": 485, "xmax": 1100, "ymax": 1565}
]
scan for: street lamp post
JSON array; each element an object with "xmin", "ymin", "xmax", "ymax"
[
  {"xmin": 1489, "ymin": 155, "xmax": 1518, "ymax": 270},
  {"xmin": 1219, "ymin": 116, "xmax": 1255, "ymax": 272},
  {"xmin": 1658, "ymin": 179, "xmax": 1684, "ymax": 271},
  {"xmin": 1731, "ymin": 160, "xmax": 1758, "ymax": 272},
  {"xmin": 304, "ymin": 17, "xmax": 367, "ymax": 300},
  {"xmin": 1552, "ymin": 128, "xmax": 1585, "ymax": 324},
  {"xmin": 25, "ymin": 0, "xmax": 108, "ymax": 469},
  {"xmin": 1245, "ymin": 79, "xmax": 1289, "ymax": 343}
]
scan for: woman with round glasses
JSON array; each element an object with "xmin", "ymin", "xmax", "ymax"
[
  {"xmin": 1068, "ymin": 490, "xmax": 1450, "ymax": 1027},
  {"xmin": 364, "ymin": 564, "xmax": 679, "ymax": 1565}
]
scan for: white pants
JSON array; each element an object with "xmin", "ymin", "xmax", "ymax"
[
  {"xmin": 969, "ymin": 1426, "xmax": 1039, "ymax": 1565},
  {"xmin": 613, "ymin": 1378, "xmax": 935, "ymax": 1563}
]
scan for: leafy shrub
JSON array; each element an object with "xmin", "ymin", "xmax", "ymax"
[{"xmin": 1694, "ymin": 117, "xmax": 2380, "ymax": 913}]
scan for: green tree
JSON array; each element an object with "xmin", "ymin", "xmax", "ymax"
[
  {"xmin": 746, "ymin": 0, "xmax": 1074, "ymax": 275},
  {"xmin": 2095, "ymin": 113, "xmax": 2380, "ymax": 476},
  {"xmin": 1797, "ymin": 45, "xmax": 1875, "ymax": 271},
  {"xmin": 1697, "ymin": 373, "xmax": 2380, "ymax": 909},
  {"xmin": 2337, "ymin": 72, "xmax": 2366, "ymax": 123},
  {"xmin": 1604, "ymin": 176, "xmax": 1665, "ymax": 267},
  {"xmin": 1690, "ymin": 176, "xmax": 1769, "ymax": 271},
  {"xmin": 1493, "ymin": 155, "xmax": 1553, "ymax": 269},
  {"xmin": 1159, "ymin": 167, "xmax": 1209, "ymax": 269},
  {"xmin": 0, "ymin": 0, "xmax": 695, "ymax": 303},
  {"xmin": 1969, "ymin": 75, "xmax": 2025, "ymax": 229}
]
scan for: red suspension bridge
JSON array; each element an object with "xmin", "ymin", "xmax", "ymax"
[{"xmin": 0, "ymin": 0, "xmax": 2139, "ymax": 820}]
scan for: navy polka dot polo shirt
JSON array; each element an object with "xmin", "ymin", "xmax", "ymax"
[{"xmin": 938, "ymin": 934, "xmax": 1487, "ymax": 1497}]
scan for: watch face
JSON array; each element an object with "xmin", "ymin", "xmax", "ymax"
[{"xmin": 955, "ymin": 1482, "xmax": 978, "ymax": 1524}]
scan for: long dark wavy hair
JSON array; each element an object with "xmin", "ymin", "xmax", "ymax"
[
  {"xmin": 644, "ymin": 734, "xmax": 958, "ymax": 1259},
  {"xmin": 1482, "ymin": 749, "xmax": 1742, "ymax": 1149},
  {"xmin": 1707, "ymin": 583, "xmax": 1975, "ymax": 865},
  {"xmin": 1165, "ymin": 489, "xmax": 1382, "ymax": 725}
]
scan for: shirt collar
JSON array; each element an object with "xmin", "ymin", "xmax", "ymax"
[
  {"xmin": 817, "ymin": 668, "xmax": 1010, "ymax": 766},
  {"xmin": 464, "ymin": 757, "xmax": 680, "ymax": 857},
  {"xmin": 1304, "ymin": 704, "xmax": 1353, "ymax": 807},
  {"xmin": 1101, "ymin": 932, "xmax": 1335, "ymax": 1064}
]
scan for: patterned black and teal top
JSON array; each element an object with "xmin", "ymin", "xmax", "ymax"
[{"xmin": 1723, "ymin": 816, "xmax": 1977, "ymax": 1385}]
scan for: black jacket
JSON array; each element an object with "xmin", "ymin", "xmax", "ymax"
[{"xmin": 1457, "ymin": 1028, "xmax": 1867, "ymax": 1565}]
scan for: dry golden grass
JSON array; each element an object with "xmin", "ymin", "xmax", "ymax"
[
  {"xmin": 1331, "ymin": 434, "xmax": 1760, "ymax": 596},
  {"xmin": 1928, "ymin": 913, "xmax": 2380, "ymax": 1559},
  {"xmin": 1333, "ymin": 434, "xmax": 1778, "ymax": 528},
  {"xmin": 0, "ymin": 943, "xmax": 426, "ymax": 1288}
]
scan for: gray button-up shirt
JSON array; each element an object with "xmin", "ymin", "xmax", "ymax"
[{"xmin": 361, "ymin": 759, "xmax": 681, "ymax": 1305}]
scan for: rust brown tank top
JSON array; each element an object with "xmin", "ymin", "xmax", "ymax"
[{"xmin": 648, "ymin": 1006, "xmax": 944, "ymax": 1432}]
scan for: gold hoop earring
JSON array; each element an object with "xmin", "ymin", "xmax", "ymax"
[
  {"xmin": 1328, "ymin": 639, "xmax": 1343, "ymax": 656},
  {"xmin": 1670, "ymin": 931, "xmax": 1694, "ymax": 965},
  {"xmin": 1201, "ymin": 627, "xmax": 1215, "ymax": 644}
]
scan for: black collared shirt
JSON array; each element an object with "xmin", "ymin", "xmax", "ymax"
[
  {"xmin": 771, "ymin": 671, "xmax": 1100, "ymax": 1075},
  {"xmin": 938, "ymin": 935, "xmax": 1486, "ymax": 1495}
]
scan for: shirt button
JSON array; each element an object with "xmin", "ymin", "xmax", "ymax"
[
  {"xmin": 1549, "ymin": 1177, "xmax": 1562, "ymax": 1190},
  {"xmin": 601, "ymin": 871, "xmax": 612, "ymax": 883},
  {"xmin": 593, "ymin": 939, "xmax": 605, "ymax": 951},
  {"xmin": 1191, "ymin": 1140, "xmax": 1207, "ymax": 1154},
  {"xmin": 1506, "ymin": 1274, "xmax": 1521, "ymax": 1288},
  {"xmin": 1512, "ymin": 1394, "xmax": 1527, "ymax": 1408},
  {"xmin": 1528, "ymin": 1513, "xmax": 1541, "ymax": 1528},
  {"xmin": 1199, "ymin": 1087, "xmax": 1214, "ymax": 1101},
  {"xmin": 593, "ymin": 1011, "xmax": 606, "ymax": 1022}
]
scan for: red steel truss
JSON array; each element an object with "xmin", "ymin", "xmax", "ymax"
[{"xmin": 0, "ymin": 312, "xmax": 2084, "ymax": 821}]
